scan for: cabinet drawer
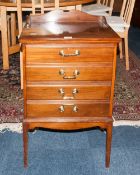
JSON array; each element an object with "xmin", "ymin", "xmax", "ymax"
[
  {"xmin": 26, "ymin": 63, "xmax": 112, "ymax": 81},
  {"xmin": 26, "ymin": 82, "xmax": 111, "ymax": 100},
  {"xmin": 26, "ymin": 100, "xmax": 110, "ymax": 118},
  {"xmin": 26, "ymin": 46, "xmax": 114, "ymax": 63}
]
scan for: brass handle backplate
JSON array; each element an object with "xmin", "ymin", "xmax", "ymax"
[
  {"xmin": 72, "ymin": 88, "xmax": 79, "ymax": 95},
  {"xmin": 58, "ymin": 88, "xmax": 65, "ymax": 97},
  {"xmin": 72, "ymin": 105, "xmax": 78, "ymax": 112},
  {"xmin": 59, "ymin": 105, "xmax": 65, "ymax": 112}
]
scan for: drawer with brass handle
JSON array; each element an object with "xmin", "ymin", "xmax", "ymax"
[
  {"xmin": 26, "ymin": 100, "xmax": 110, "ymax": 118},
  {"xmin": 26, "ymin": 46, "xmax": 114, "ymax": 64},
  {"xmin": 26, "ymin": 82, "xmax": 111, "ymax": 100},
  {"xmin": 26, "ymin": 63, "xmax": 112, "ymax": 81}
]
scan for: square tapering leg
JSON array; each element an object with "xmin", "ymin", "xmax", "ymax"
[
  {"xmin": 23, "ymin": 122, "xmax": 28, "ymax": 168},
  {"xmin": 106, "ymin": 123, "xmax": 113, "ymax": 168}
]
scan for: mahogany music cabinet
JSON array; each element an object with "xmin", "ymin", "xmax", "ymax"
[{"xmin": 20, "ymin": 10, "xmax": 120, "ymax": 168}]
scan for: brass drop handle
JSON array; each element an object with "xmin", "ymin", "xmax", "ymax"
[
  {"xmin": 58, "ymin": 105, "xmax": 78, "ymax": 113},
  {"xmin": 59, "ymin": 50, "xmax": 80, "ymax": 57},
  {"xmin": 58, "ymin": 88, "xmax": 79, "ymax": 99},
  {"xmin": 59, "ymin": 69, "xmax": 80, "ymax": 79}
]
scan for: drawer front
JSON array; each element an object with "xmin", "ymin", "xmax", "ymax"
[
  {"xmin": 26, "ymin": 82, "xmax": 111, "ymax": 100},
  {"xmin": 26, "ymin": 100, "xmax": 110, "ymax": 118},
  {"xmin": 26, "ymin": 64, "xmax": 112, "ymax": 81},
  {"xmin": 26, "ymin": 46, "xmax": 114, "ymax": 64}
]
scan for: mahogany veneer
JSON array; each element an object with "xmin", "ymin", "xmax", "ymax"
[{"xmin": 20, "ymin": 10, "xmax": 120, "ymax": 168}]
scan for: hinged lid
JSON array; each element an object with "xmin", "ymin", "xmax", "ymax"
[{"xmin": 20, "ymin": 10, "xmax": 120, "ymax": 44}]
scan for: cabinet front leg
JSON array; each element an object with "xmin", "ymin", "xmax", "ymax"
[
  {"xmin": 105, "ymin": 123, "xmax": 113, "ymax": 168},
  {"xmin": 23, "ymin": 122, "xmax": 28, "ymax": 168}
]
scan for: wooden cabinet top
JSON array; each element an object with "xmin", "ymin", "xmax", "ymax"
[
  {"xmin": 20, "ymin": 10, "xmax": 120, "ymax": 44},
  {"xmin": 0, "ymin": 0, "xmax": 93, "ymax": 7}
]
